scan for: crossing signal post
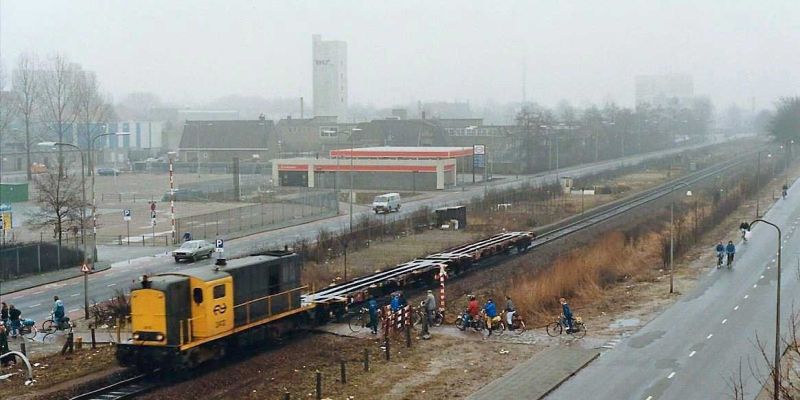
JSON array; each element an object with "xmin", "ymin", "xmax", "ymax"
[
  {"xmin": 123, "ymin": 209, "xmax": 131, "ymax": 245},
  {"xmin": 150, "ymin": 202, "xmax": 157, "ymax": 246}
]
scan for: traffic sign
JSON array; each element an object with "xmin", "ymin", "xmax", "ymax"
[
  {"xmin": 80, "ymin": 263, "xmax": 91, "ymax": 273},
  {"xmin": 123, "ymin": 209, "xmax": 132, "ymax": 221},
  {"xmin": 0, "ymin": 212, "xmax": 11, "ymax": 231},
  {"xmin": 150, "ymin": 202, "xmax": 156, "ymax": 212},
  {"xmin": 473, "ymin": 144, "xmax": 486, "ymax": 155},
  {"xmin": 215, "ymin": 239, "xmax": 224, "ymax": 253}
]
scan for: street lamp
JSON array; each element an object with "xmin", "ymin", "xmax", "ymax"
[
  {"xmin": 89, "ymin": 131, "xmax": 130, "ymax": 261},
  {"xmin": 748, "ymin": 219, "xmax": 782, "ymax": 400},
  {"xmin": 38, "ymin": 141, "xmax": 90, "ymax": 319},
  {"xmin": 669, "ymin": 182, "xmax": 692, "ymax": 294},
  {"xmin": 323, "ymin": 129, "xmax": 339, "ymax": 192},
  {"xmin": 349, "ymin": 128, "xmax": 362, "ymax": 233}
]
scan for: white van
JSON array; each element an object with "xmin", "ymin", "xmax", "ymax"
[{"xmin": 372, "ymin": 193, "xmax": 401, "ymax": 214}]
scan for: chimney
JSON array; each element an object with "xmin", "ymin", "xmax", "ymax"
[{"xmin": 300, "ymin": 97, "xmax": 304, "ymax": 119}]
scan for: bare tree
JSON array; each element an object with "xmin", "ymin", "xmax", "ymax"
[
  {"xmin": 12, "ymin": 53, "xmax": 39, "ymax": 181},
  {"xmin": 75, "ymin": 71, "xmax": 113, "ymax": 175},
  {"xmin": 38, "ymin": 54, "xmax": 80, "ymax": 177},
  {"xmin": 28, "ymin": 167, "xmax": 87, "ymax": 246}
]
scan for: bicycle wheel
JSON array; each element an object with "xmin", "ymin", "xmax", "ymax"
[
  {"xmin": 546, "ymin": 321, "xmax": 562, "ymax": 337},
  {"xmin": 495, "ymin": 321, "xmax": 506, "ymax": 336},
  {"xmin": 570, "ymin": 323, "xmax": 587, "ymax": 339},
  {"xmin": 454, "ymin": 316, "xmax": 466, "ymax": 331},
  {"xmin": 348, "ymin": 314, "xmax": 364, "ymax": 333},
  {"xmin": 41, "ymin": 319, "xmax": 55, "ymax": 334},
  {"xmin": 515, "ymin": 319, "xmax": 527, "ymax": 334},
  {"xmin": 24, "ymin": 326, "xmax": 38, "ymax": 340}
]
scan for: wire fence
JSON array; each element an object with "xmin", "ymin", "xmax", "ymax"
[
  {"xmin": 0, "ymin": 233, "xmax": 91, "ymax": 280},
  {"xmin": 174, "ymin": 190, "xmax": 338, "ymax": 241}
]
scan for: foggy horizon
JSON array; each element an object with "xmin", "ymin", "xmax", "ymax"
[{"xmin": 3, "ymin": 1, "xmax": 799, "ymax": 111}]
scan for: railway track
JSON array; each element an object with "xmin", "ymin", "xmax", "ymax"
[
  {"xmin": 304, "ymin": 155, "xmax": 749, "ymax": 306},
  {"xmin": 68, "ymin": 373, "xmax": 157, "ymax": 400}
]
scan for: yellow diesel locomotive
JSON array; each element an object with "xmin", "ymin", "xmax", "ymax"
[{"xmin": 116, "ymin": 251, "xmax": 314, "ymax": 369}]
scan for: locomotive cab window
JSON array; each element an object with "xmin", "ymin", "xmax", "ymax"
[
  {"xmin": 213, "ymin": 284, "xmax": 225, "ymax": 299},
  {"xmin": 193, "ymin": 287, "xmax": 204, "ymax": 304}
]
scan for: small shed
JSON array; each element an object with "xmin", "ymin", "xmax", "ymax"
[{"xmin": 435, "ymin": 206, "xmax": 467, "ymax": 229}]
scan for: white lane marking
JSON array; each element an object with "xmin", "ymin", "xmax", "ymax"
[
  {"xmin": 68, "ymin": 308, "xmax": 79, "ymax": 313},
  {"xmin": 754, "ymin": 284, "xmax": 758, "ymax": 288},
  {"xmin": 668, "ymin": 371, "xmax": 676, "ymax": 379},
  {"xmin": 768, "ymin": 266, "xmax": 772, "ymax": 270},
  {"xmin": 722, "ymin": 319, "xmax": 728, "ymax": 324},
  {"xmin": 70, "ymin": 293, "xmax": 80, "ymax": 297},
  {"xmin": 29, "ymin": 303, "xmax": 41, "ymax": 308},
  {"xmin": 707, "ymin": 334, "xmax": 713, "ymax": 339},
  {"xmin": 107, "ymin": 283, "xmax": 117, "ymax": 287},
  {"xmin": 31, "ymin": 291, "xmax": 43, "ymax": 295},
  {"xmin": 761, "ymin": 275, "xmax": 765, "ymax": 279},
  {"xmin": 744, "ymin": 295, "xmax": 749, "ymax": 299},
  {"xmin": 734, "ymin": 305, "xmax": 740, "ymax": 311},
  {"xmin": 689, "ymin": 350, "xmax": 697, "ymax": 357},
  {"xmin": 772, "ymin": 259, "xmax": 776, "ymax": 263},
  {"xmin": 646, "ymin": 397, "xmax": 653, "ymax": 400}
]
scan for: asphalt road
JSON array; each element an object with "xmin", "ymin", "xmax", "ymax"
[
  {"xmin": 547, "ymin": 183, "xmax": 800, "ymax": 399},
  {"xmin": 1, "ymin": 142, "xmax": 715, "ymax": 330}
]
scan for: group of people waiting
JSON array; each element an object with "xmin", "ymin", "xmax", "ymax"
[{"xmin": 0, "ymin": 302, "xmax": 23, "ymax": 338}]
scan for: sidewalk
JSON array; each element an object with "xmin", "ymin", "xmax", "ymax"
[
  {"xmin": 0, "ymin": 264, "xmax": 111, "ymax": 296},
  {"xmin": 468, "ymin": 346, "xmax": 600, "ymax": 400}
]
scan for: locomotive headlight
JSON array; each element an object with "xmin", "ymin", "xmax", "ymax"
[
  {"xmin": 132, "ymin": 333, "xmax": 140, "ymax": 340},
  {"xmin": 156, "ymin": 334, "xmax": 164, "ymax": 341}
]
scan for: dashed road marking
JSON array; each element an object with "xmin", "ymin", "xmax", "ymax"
[
  {"xmin": 754, "ymin": 284, "xmax": 758, "ymax": 288},
  {"xmin": 29, "ymin": 303, "xmax": 40, "ymax": 308},
  {"xmin": 722, "ymin": 319, "xmax": 728, "ymax": 324},
  {"xmin": 68, "ymin": 308, "xmax": 79, "ymax": 313},
  {"xmin": 70, "ymin": 293, "xmax": 80, "ymax": 297},
  {"xmin": 707, "ymin": 334, "xmax": 713, "ymax": 339},
  {"xmin": 761, "ymin": 275, "xmax": 765, "ymax": 279},
  {"xmin": 689, "ymin": 350, "xmax": 697, "ymax": 357},
  {"xmin": 107, "ymin": 283, "xmax": 117, "ymax": 287},
  {"xmin": 668, "ymin": 371, "xmax": 676, "ymax": 379},
  {"xmin": 744, "ymin": 295, "xmax": 749, "ymax": 299},
  {"xmin": 31, "ymin": 291, "xmax": 43, "ymax": 295},
  {"xmin": 646, "ymin": 396, "xmax": 653, "ymax": 400},
  {"xmin": 734, "ymin": 305, "xmax": 740, "ymax": 311}
]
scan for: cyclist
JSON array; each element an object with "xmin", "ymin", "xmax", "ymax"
[
  {"xmin": 783, "ymin": 183, "xmax": 789, "ymax": 199},
  {"xmin": 725, "ymin": 240, "xmax": 736, "ymax": 268},
  {"xmin": 483, "ymin": 298, "xmax": 500, "ymax": 337},
  {"xmin": 53, "ymin": 296, "xmax": 65, "ymax": 329},
  {"xmin": 560, "ymin": 297, "xmax": 575, "ymax": 333},
  {"xmin": 739, "ymin": 221, "xmax": 750, "ymax": 242},
  {"xmin": 466, "ymin": 295, "xmax": 480, "ymax": 327},
  {"xmin": 715, "ymin": 241, "xmax": 725, "ymax": 269}
]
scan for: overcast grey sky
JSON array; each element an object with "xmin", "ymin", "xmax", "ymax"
[{"xmin": 3, "ymin": 1, "xmax": 798, "ymax": 109}]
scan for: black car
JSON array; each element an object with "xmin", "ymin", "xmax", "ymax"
[{"xmin": 97, "ymin": 167, "xmax": 121, "ymax": 176}]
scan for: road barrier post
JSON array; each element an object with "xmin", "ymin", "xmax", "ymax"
[
  {"xmin": 315, "ymin": 371, "xmax": 322, "ymax": 400},
  {"xmin": 340, "ymin": 359, "xmax": 346, "ymax": 384},
  {"xmin": 20, "ymin": 342, "xmax": 26, "ymax": 356},
  {"xmin": 363, "ymin": 348, "xmax": 369, "ymax": 372},
  {"xmin": 91, "ymin": 328, "xmax": 96, "ymax": 348},
  {"xmin": 384, "ymin": 336, "xmax": 390, "ymax": 361},
  {"xmin": 405, "ymin": 324, "xmax": 412, "ymax": 348}
]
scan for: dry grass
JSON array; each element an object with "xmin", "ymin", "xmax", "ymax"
[{"xmin": 504, "ymin": 230, "xmax": 664, "ymax": 325}]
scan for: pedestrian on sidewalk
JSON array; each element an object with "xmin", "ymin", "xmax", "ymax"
[
  {"xmin": 0, "ymin": 302, "xmax": 8, "ymax": 326},
  {"xmin": 7, "ymin": 305, "xmax": 21, "ymax": 339},
  {"xmin": 0, "ymin": 322, "xmax": 11, "ymax": 367}
]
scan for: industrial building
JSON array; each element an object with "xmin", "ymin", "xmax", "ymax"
[
  {"xmin": 312, "ymin": 34, "xmax": 348, "ymax": 121},
  {"xmin": 272, "ymin": 146, "xmax": 473, "ymax": 191}
]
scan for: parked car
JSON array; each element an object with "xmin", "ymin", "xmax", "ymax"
[
  {"xmin": 172, "ymin": 240, "xmax": 214, "ymax": 262},
  {"xmin": 372, "ymin": 193, "xmax": 401, "ymax": 214},
  {"xmin": 97, "ymin": 167, "xmax": 121, "ymax": 176}
]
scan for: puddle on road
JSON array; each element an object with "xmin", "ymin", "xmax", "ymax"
[{"xmin": 609, "ymin": 318, "xmax": 641, "ymax": 329}]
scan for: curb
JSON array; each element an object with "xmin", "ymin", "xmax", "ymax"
[
  {"xmin": 537, "ymin": 350, "xmax": 601, "ymax": 400},
  {"xmin": 0, "ymin": 263, "xmax": 112, "ymax": 296}
]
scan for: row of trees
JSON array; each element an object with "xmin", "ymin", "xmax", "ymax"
[
  {"xmin": 0, "ymin": 53, "xmax": 114, "ymax": 180},
  {"xmin": 514, "ymin": 99, "xmax": 713, "ymax": 173}
]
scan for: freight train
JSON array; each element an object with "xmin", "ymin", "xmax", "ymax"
[{"xmin": 117, "ymin": 232, "xmax": 534, "ymax": 370}]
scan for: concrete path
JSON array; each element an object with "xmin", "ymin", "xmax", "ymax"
[{"xmin": 468, "ymin": 346, "xmax": 600, "ymax": 400}]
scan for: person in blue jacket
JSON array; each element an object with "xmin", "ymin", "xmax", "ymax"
[
  {"xmin": 484, "ymin": 298, "xmax": 500, "ymax": 336},
  {"xmin": 390, "ymin": 292, "xmax": 401, "ymax": 312},
  {"xmin": 367, "ymin": 296, "xmax": 379, "ymax": 335},
  {"xmin": 560, "ymin": 297, "xmax": 574, "ymax": 333},
  {"xmin": 725, "ymin": 240, "xmax": 736, "ymax": 268},
  {"xmin": 715, "ymin": 241, "xmax": 725, "ymax": 268}
]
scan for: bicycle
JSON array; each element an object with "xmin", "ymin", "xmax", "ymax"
[
  {"xmin": 412, "ymin": 306, "xmax": 443, "ymax": 328},
  {"xmin": 726, "ymin": 253, "xmax": 734, "ymax": 269},
  {"xmin": 546, "ymin": 315, "xmax": 586, "ymax": 339},
  {"xmin": 41, "ymin": 315, "xmax": 73, "ymax": 343},
  {"xmin": 717, "ymin": 251, "xmax": 724, "ymax": 269},
  {"xmin": 347, "ymin": 307, "xmax": 370, "ymax": 333}
]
